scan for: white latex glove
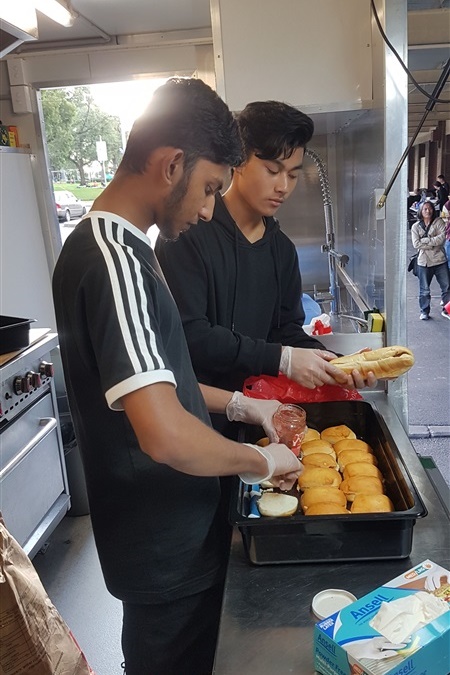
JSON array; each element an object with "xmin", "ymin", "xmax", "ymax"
[
  {"xmin": 424, "ymin": 570, "xmax": 450, "ymax": 592},
  {"xmin": 280, "ymin": 347, "xmax": 377, "ymax": 390},
  {"xmin": 344, "ymin": 637, "xmax": 402, "ymax": 661},
  {"xmin": 226, "ymin": 391, "xmax": 281, "ymax": 442},
  {"xmin": 238, "ymin": 442, "xmax": 302, "ymax": 490},
  {"xmin": 280, "ymin": 346, "xmax": 348, "ymax": 389}
]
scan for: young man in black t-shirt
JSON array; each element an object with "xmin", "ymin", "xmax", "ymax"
[{"xmin": 53, "ymin": 79, "xmax": 304, "ymax": 675}]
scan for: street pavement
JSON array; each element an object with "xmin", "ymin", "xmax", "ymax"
[{"xmin": 405, "ymin": 231, "xmax": 450, "ymax": 487}]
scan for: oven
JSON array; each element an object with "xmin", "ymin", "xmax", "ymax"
[{"xmin": 0, "ymin": 332, "xmax": 70, "ymax": 558}]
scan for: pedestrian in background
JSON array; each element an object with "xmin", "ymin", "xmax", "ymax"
[{"xmin": 411, "ymin": 201, "xmax": 450, "ymax": 320}]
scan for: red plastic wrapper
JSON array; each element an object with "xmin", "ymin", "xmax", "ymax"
[
  {"xmin": 311, "ymin": 319, "xmax": 332, "ymax": 336},
  {"xmin": 243, "ymin": 373, "xmax": 362, "ymax": 404}
]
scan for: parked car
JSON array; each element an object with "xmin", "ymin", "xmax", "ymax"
[{"xmin": 54, "ymin": 190, "xmax": 87, "ymax": 222}]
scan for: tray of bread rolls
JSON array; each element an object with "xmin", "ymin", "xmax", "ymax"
[{"xmin": 231, "ymin": 400, "xmax": 427, "ymax": 565}]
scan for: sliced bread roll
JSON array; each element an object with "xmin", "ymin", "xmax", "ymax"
[
  {"xmin": 334, "ymin": 438, "xmax": 372, "ymax": 455},
  {"xmin": 303, "ymin": 427, "xmax": 321, "ymax": 442},
  {"xmin": 321, "ymin": 425, "xmax": 357, "ymax": 445},
  {"xmin": 301, "ymin": 439, "xmax": 336, "ymax": 458},
  {"xmin": 330, "ymin": 345, "xmax": 414, "ymax": 380},
  {"xmin": 337, "ymin": 450, "xmax": 379, "ymax": 471},
  {"xmin": 256, "ymin": 437, "xmax": 270, "ymax": 447},
  {"xmin": 300, "ymin": 486, "xmax": 347, "ymax": 511},
  {"xmin": 305, "ymin": 503, "xmax": 351, "ymax": 516},
  {"xmin": 302, "ymin": 453, "xmax": 339, "ymax": 470},
  {"xmin": 257, "ymin": 492, "xmax": 298, "ymax": 517},
  {"xmin": 351, "ymin": 494, "xmax": 394, "ymax": 513},
  {"xmin": 340, "ymin": 475, "xmax": 384, "ymax": 502},
  {"xmin": 298, "ymin": 467, "xmax": 342, "ymax": 491},
  {"xmin": 343, "ymin": 462, "xmax": 383, "ymax": 481}
]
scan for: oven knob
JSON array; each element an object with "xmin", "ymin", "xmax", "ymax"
[
  {"xmin": 27, "ymin": 371, "xmax": 42, "ymax": 388},
  {"xmin": 39, "ymin": 361, "xmax": 54, "ymax": 378},
  {"xmin": 13, "ymin": 376, "xmax": 31, "ymax": 395}
]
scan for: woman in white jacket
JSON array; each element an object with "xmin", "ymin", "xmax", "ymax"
[{"xmin": 411, "ymin": 201, "xmax": 450, "ymax": 320}]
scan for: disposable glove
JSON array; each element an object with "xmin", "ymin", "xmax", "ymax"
[
  {"xmin": 344, "ymin": 637, "xmax": 404, "ymax": 661},
  {"xmin": 238, "ymin": 442, "xmax": 302, "ymax": 490},
  {"xmin": 280, "ymin": 346, "xmax": 378, "ymax": 389},
  {"xmin": 280, "ymin": 346, "xmax": 346, "ymax": 389},
  {"xmin": 226, "ymin": 391, "xmax": 281, "ymax": 442}
]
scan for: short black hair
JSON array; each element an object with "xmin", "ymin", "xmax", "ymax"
[
  {"xmin": 120, "ymin": 78, "xmax": 242, "ymax": 174},
  {"xmin": 237, "ymin": 101, "xmax": 314, "ymax": 162},
  {"xmin": 437, "ymin": 174, "xmax": 446, "ymax": 180}
]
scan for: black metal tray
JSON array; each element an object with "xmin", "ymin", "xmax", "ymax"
[
  {"xmin": 230, "ymin": 400, "xmax": 427, "ymax": 565},
  {"xmin": 0, "ymin": 316, "xmax": 36, "ymax": 354}
]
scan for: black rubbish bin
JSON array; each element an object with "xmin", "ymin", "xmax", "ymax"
[{"xmin": 58, "ymin": 397, "xmax": 90, "ymax": 516}]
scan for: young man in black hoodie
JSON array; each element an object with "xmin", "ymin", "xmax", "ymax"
[{"xmin": 155, "ymin": 101, "xmax": 373, "ymax": 440}]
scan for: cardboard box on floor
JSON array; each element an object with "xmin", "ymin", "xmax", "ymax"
[{"xmin": 314, "ymin": 560, "xmax": 450, "ymax": 675}]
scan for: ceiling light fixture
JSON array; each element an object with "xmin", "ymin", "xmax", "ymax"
[{"xmin": 34, "ymin": 0, "xmax": 76, "ymax": 28}]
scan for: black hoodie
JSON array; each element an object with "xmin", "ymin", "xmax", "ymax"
[{"xmin": 155, "ymin": 193, "xmax": 325, "ymax": 398}]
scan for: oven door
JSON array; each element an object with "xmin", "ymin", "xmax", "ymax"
[{"xmin": 0, "ymin": 392, "xmax": 68, "ymax": 550}]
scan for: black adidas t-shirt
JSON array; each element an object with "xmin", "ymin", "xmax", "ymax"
[{"xmin": 53, "ymin": 213, "xmax": 226, "ymax": 603}]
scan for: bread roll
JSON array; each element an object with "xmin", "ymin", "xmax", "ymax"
[
  {"xmin": 351, "ymin": 494, "xmax": 394, "ymax": 513},
  {"xmin": 303, "ymin": 428, "xmax": 321, "ymax": 442},
  {"xmin": 302, "ymin": 453, "xmax": 339, "ymax": 470},
  {"xmin": 337, "ymin": 450, "xmax": 378, "ymax": 471},
  {"xmin": 340, "ymin": 476, "xmax": 384, "ymax": 502},
  {"xmin": 305, "ymin": 503, "xmax": 351, "ymax": 516},
  {"xmin": 343, "ymin": 462, "xmax": 383, "ymax": 480},
  {"xmin": 321, "ymin": 425, "xmax": 357, "ymax": 445},
  {"xmin": 256, "ymin": 437, "xmax": 270, "ymax": 447},
  {"xmin": 257, "ymin": 492, "xmax": 298, "ymax": 517},
  {"xmin": 298, "ymin": 467, "xmax": 342, "ymax": 490},
  {"xmin": 330, "ymin": 345, "xmax": 414, "ymax": 380},
  {"xmin": 334, "ymin": 439, "xmax": 372, "ymax": 455},
  {"xmin": 301, "ymin": 439, "xmax": 336, "ymax": 457},
  {"xmin": 300, "ymin": 486, "xmax": 347, "ymax": 511}
]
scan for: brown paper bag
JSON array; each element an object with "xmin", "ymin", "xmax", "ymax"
[{"xmin": 0, "ymin": 520, "xmax": 95, "ymax": 675}]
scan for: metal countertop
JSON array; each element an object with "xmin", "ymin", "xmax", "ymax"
[{"xmin": 213, "ymin": 394, "xmax": 450, "ymax": 675}]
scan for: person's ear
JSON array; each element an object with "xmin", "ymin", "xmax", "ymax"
[{"xmin": 164, "ymin": 149, "xmax": 184, "ymax": 186}]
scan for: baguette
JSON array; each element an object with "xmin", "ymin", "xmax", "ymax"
[{"xmin": 330, "ymin": 345, "xmax": 414, "ymax": 379}]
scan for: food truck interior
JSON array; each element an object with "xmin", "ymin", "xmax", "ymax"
[{"xmin": 0, "ymin": 1, "xmax": 449, "ymax": 674}]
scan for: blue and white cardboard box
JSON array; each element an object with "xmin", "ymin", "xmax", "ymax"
[{"xmin": 314, "ymin": 560, "xmax": 450, "ymax": 675}]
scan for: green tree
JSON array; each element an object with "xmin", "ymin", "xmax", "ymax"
[
  {"xmin": 68, "ymin": 87, "xmax": 122, "ymax": 185},
  {"xmin": 41, "ymin": 86, "xmax": 122, "ymax": 185},
  {"xmin": 41, "ymin": 89, "xmax": 76, "ymax": 173}
]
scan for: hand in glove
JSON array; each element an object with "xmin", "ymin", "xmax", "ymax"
[
  {"xmin": 238, "ymin": 442, "xmax": 302, "ymax": 490},
  {"xmin": 280, "ymin": 346, "xmax": 377, "ymax": 389},
  {"xmin": 280, "ymin": 346, "xmax": 349, "ymax": 389},
  {"xmin": 226, "ymin": 391, "xmax": 281, "ymax": 442}
]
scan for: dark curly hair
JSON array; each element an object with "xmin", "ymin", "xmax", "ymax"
[
  {"xmin": 237, "ymin": 101, "xmax": 314, "ymax": 163},
  {"xmin": 120, "ymin": 78, "xmax": 242, "ymax": 174}
]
